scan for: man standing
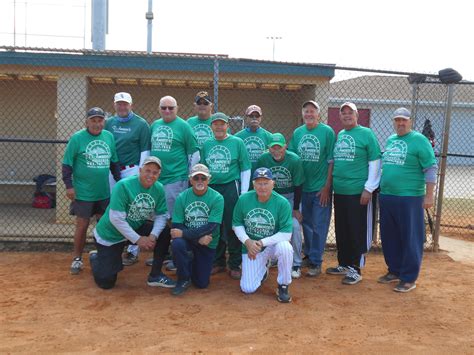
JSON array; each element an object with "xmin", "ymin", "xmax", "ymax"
[
  {"xmin": 378, "ymin": 108, "xmax": 437, "ymax": 293},
  {"xmin": 326, "ymin": 102, "xmax": 381, "ymax": 285},
  {"xmin": 150, "ymin": 96, "xmax": 199, "ymax": 215},
  {"xmin": 288, "ymin": 100, "xmax": 335, "ymax": 277},
  {"xmin": 256, "ymin": 133, "xmax": 305, "ymax": 279},
  {"xmin": 63, "ymin": 107, "xmax": 121, "ymax": 275},
  {"xmin": 90, "ymin": 156, "xmax": 176, "ymax": 289},
  {"xmin": 104, "ymin": 92, "xmax": 151, "ymax": 266},
  {"xmin": 201, "ymin": 112, "xmax": 251, "ymax": 279},
  {"xmin": 233, "ymin": 168, "xmax": 294, "ymax": 303},
  {"xmin": 170, "ymin": 164, "xmax": 224, "ymax": 296},
  {"xmin": 186, "ymin": 91, "xmax": 214, "ymax": 149},
  {"xmin": 235, "ymin": 105, "xmax": 273, "ymax": 170}
]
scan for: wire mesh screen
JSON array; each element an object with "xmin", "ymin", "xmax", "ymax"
[{"xmin": 0, "ymin": 48, "xmax": 472, "ymax": 250}]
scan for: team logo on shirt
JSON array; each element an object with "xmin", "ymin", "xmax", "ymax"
[
  {"xmin": 110, "ymin": 125, "xmax": 131, "ymax": 134},
  {"xmin": 128, "ymin": 193, "xmax": 156, "ymax": 221},
  {"xmin": 244, "ymin": 208, "xmax": 275, "ymax": 238},
  {"xmin": 185, "ymin": 201, "xmax": 210, "ymax": 228},
  {"xmin": 193, "ymin": 124, "xmax": 213, "ymax": 147},
  {"xmin": 243, "ymin": 136, "xmax": 266, "ymax": 163},
  {"xmin": 151, "ymin": 126, "xmax": 173, "ymax": 152},
  {"xmin": 383, "ymin": 140, "xmax": 407, "ymax": 166},
  {"xmin": 334, "ymin": 134, "xmax": 356, "ymax": 161},
  {"xmin": 271, "ymin": 166, "xmax": 292, "ymax": 189},
  {"xmin": 297, "ymin": 135, "xmax": 320, "ymax": 162},
  {"xmin": 206, "ymin": 145, "xmax": 231, "ymax": 173},
  {"xmin": 84, "ymin": 140, "xmax": 111, "ymax": 168}
]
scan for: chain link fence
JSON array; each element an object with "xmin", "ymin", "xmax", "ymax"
[{"xmin": 0, "ymin": 47, "xmax": 472, "ymax": 250}]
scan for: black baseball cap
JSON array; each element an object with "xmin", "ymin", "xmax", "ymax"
[
  {"xmin": 195, "ymin": 91, "xmax": 212, "ymax": 104},
  {"xmin": 87, "ymin": 107, "xmax": 106, "ymax": 119}
]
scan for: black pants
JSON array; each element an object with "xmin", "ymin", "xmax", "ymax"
[
  {"xmin": 334, "ymin": 194, "xmax": 374, "ymax": 274},
  {"xmin": 91, "ymin": 224, "xmax": 171, "ymax": 289}
]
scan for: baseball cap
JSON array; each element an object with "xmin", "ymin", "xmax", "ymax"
[
  {"xmin": 302, "ymin": 100, "xmax": 320, "ymax": 110},
  {"xmin": 211, "ymin": 112, "xmax": 229, "ymax": 123},
  {"xmin": 114, "ymin": 92, "xmax": 133, "ymax": 104},
  {"xmin": 253, "ymin": 167, "xmax": 273, "ymax": 181},
  {"xmin": 189, "ymin": 163, "xmax": 211, "ymax": 178},
  {"xmin": 86, "ymin": 107, "xmax": 105, "ymax": 119},
  {"xmin": 340, "ymin": 102, "xmax": 358, "ymax": 112},
  {"xmin": 142, "ymin": 156, "xmax": 162, "ymax": 168},
  {"xmin": 268, "ymin": 133, "xmax": 286, "ymax": 147},
  {"xmin": 393, "ymin": 107, "xmax": 411, "ymax": 120},
  {"xmin": 245, "ymin": 105, "xmax": 262, "ymax": 116},
  {"xmin": 195, "ymin": 91, "xmax": 212, "ymax": 104}
]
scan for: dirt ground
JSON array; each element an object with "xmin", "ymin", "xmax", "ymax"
[{"xmin": 0, "ymin": 251, "xmax": 473, "ymax": 353}]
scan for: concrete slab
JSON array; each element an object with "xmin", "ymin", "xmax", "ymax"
[{"xmin": 439, "ymin": 236, "xmax": 474, "ymax": 264}]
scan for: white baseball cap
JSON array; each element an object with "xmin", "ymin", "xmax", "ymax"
[
  {"xmin": 114, "ymin": 92, "xmax": 133, "ymax": 104},
  {"xmin": 340, "ymin": 102, "xmax": 358, "ymax": 112}
]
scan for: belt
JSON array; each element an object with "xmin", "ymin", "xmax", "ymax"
[{"xmin": 120, "ymin": 164, "xmax": 136, "ymax": 171}]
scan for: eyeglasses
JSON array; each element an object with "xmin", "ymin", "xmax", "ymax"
[
  {"xmin": 160, "ymin": 106, "xmax": 175, "ymax": 111},
  {"xmin": 192, "ymin": 175, "xmax": 208, "ymax": 181},
  {"xmin": 196, "ymin": 101, "xmax": 210, "ymax": 106}
]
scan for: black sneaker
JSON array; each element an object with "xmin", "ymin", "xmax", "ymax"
[
  {"xmin": 393, "ymin": 281, "xmax": 416, "ymax": 293},
  {"xmin": 341, "ymin": 267, "xmax": 363, "ymax": 285},
  {"xmin": 378, "ymin": 272, "xmax": 400, "ymax": 284},
  {"xmin": 171, "ymin": 280, "xmax": 191, "ymax": 296},
  {"xmin": 276, "ymin": 284, "xmax": 292, "ymax": 303},
  {"xmin": 122, "ymin": 252, "xmax": 138, "ymax": 266},
  {"xmin": 306, "ymin": 264, "xmax": 321, "ymax": 277},
  {"xmin": 326, "ymin": 265, "xmax": 349, "ymax": 275}
]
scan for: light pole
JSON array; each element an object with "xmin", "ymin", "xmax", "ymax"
[{"xmin": 266, "ymin": 36, "xmax": 282, "ymax": 61}]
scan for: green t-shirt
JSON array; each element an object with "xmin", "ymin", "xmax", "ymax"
[
  {"xmin": 288, "ymin": 123, "xmax": 335, "ymax": 192},
  {"xmin": 232, "ymin": 190, "xmax": 292, "ymax": 254},
  {"xmin": 380, "ymin": 131, "xmax": 437, "ymax": 196},
  {"xmin": 256, "ymin": 151, "xmax": 305, "ymax": 194},
  {"xmin": 95, "ymin": 175, "xmax": 168, "ymax": 244},
  {"xmin": 187, "ymin": 116, "xmax": 214, "ymax": 149},
  {"xmin": 104, "ymin": 113, "xmax": 151, "ymax": 166},
  {"xmin": 201, "ymin": 135, "xmax": 251, "ymax": 185},
  {"xmin": 234, "ymin": 127, "xmax": 273, "ymax": 169},
  {"xmin": 150, "ymin": 116, "xmax": 198, "ymax": 185},
  {"xmin": 333, "ymin": 125, "xmax": 381, "ymax": 195},
  {"xmin": 63, "ymin": 128, "xmax": 118, "ymax": 201},
  {"xmin": 172, "ymin": 187, "xmax": 224, "ymax": 249}
]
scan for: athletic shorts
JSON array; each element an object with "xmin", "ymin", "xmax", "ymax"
[{"xmin": 70, "ymin": 199, "xmax": 109, "ymax": 219}]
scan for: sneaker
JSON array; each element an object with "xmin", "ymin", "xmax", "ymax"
[
  {"xmin": 122, "ymin": 252, "xmax": 138, "ymax": 266},
  {"xmin": 393, "ymin": 281, "xmax": 416, "ymax": 293},
  {"xmin": 229, "ymin": 269, "xmax": 241, "ymax": 280},
  {"xmin": 306, "ymin": 264, "xmax": 321, "ymax": 277},
  {"xmin": 70, "ymin": 257, "xmax": 83, "ymax": 275},
  {"xmin": 147, "ymin": 274, "xmax": 176, "ymax": 288},
  {"xmin": 276, "ymin": 284, "xmax": 292, "ymax": 303},
  {"xmin": 342, "ymin": 267, "xmax": 363, "ymax": 285},
  {"xmin": 301, "ymin": 256, "xmax": 310, "ymax": 268},
  {"xmin": 291, "ymin": 266, "xmax": 301, "ymax": 279},
  {"xmin": 145, "ymin": 257, "xmax": 154, "ymax": 266},
  {"xmin": 171, "ymin": 280, "xmax": 191, "ymax": 296},
  {"xmin": 378, "ymin": 272, "xmax": 400, "ymax": 284},
  {"xmin": 211, "ymin": 265, "xmax": 226, "ymax": 275},
  {"xmin": 326, "ymin": 265, "xmax": 349, "ymax": 275},
  {"xmin": 165, "ymin": 260, "xmax": 177, "ymax": 272}
]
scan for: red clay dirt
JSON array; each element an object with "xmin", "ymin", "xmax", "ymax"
[{"xmin": 0, "ymin": 251, "xmax": 472, "ymax": 353}]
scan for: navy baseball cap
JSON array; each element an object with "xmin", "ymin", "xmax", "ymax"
[
  {"xmin": 195, "ymin": 91, "xmax": 212, "ymax": 104},
  {"xmin": 86, "ymin": 107, "xmax": 105, "ymax": 119},
  {"xmin": 253, "ymin": 167, "xmax": 273, "ymax": 181}
]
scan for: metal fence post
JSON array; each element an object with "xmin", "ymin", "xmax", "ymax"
[
  {"xmin": 432, "ymin": 84, "xmax": 455, "ymax": 251},
  {"xmin": 410, "ymin": 82, "xmax": 419, "ymax": 127},
  {"xmin": 213, "ymin": 56, "xmax": 219, "ymax": 113}
]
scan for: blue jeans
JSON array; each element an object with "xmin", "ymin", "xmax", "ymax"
[{"xmin": 302, "ymin": 191, "xmax": 332, "ymax": 267}]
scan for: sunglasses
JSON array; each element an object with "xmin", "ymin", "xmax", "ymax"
[
  {"xmin": 192, "ymin": 175, "xmax": 208, "ymax": 181},
  {"xmin": 160, "ymin": 106, "xmax": 175, "ymax": 111},
  {"xmin": 197, "ymin": 101, "xmax": 210, "ymax": 106}
]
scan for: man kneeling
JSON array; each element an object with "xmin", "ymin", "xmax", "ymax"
[
  {"xmin": 232, "ymin": 168, "xmax": 294, "ymax": 303},
  {"xmin": 170, "ymin": 164, "xmax": 224, "ymax": 296},
  {"xmin": 90, "ymin": 156, "xmax": 175, "ymax": 289}
]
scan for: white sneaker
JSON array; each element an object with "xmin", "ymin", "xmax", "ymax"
[
  {"xmin": 291, "ymin": 266, "xmax": 301, "ymax": 279},
  {"xmin": 70, "ymin": 257, "xmax": 83, "ymax": 275}
]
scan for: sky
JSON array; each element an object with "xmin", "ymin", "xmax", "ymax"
[{"xmin": 1, "ymin": 0, "xmax": 472, "ymax": 80}]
